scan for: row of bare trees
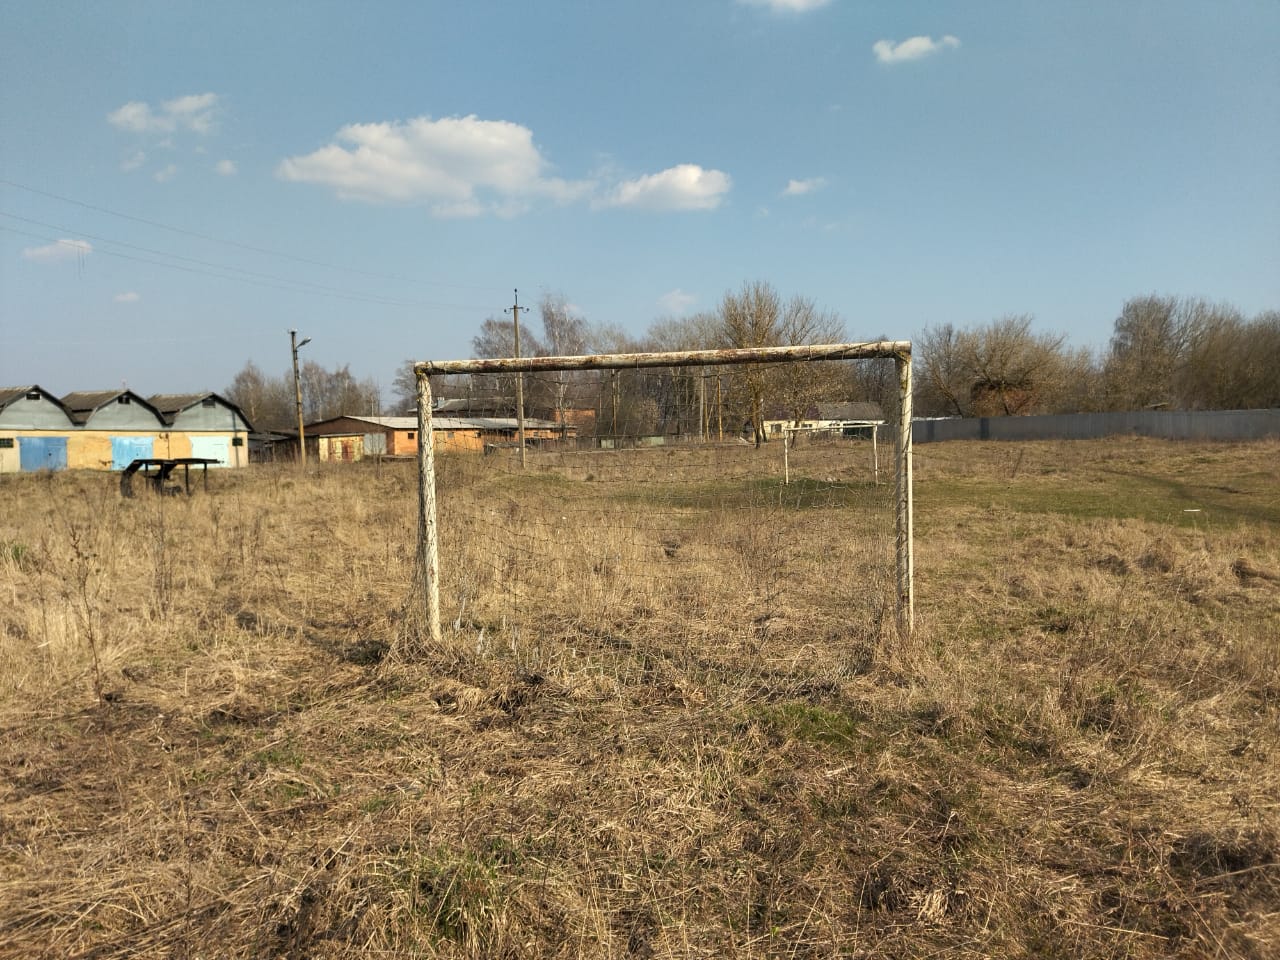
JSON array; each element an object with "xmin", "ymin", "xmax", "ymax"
[
  {"xmin": 225, "ymin": 360, "xmax": 381, "ymax": 432},
  {"xmin": 915, "ymin": 297, "xmax": 1280, "ymax": 418},
  {"xmin": 390, "ymin": 282, "xmax": 890, "ymax": 443},
  {"xmin": 232, "ymin": 288, "xmax": 1274, "ymax": 435}
]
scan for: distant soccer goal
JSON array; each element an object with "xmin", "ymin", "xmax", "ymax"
[
  {"xmin": 781, "ymin": 418, "xmax": 887, "ymax": 486},
  {"xmin": 411, "ymin": 342, "xmax": 914, "ymax": 646}
]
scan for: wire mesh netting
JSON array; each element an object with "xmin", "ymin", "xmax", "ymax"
[{"xmin": 432, "ymin": 434, "xmax": 900, "ymax": 649}]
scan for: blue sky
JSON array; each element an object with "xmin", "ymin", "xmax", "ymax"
[{"xmin": 2, "ymin": 0, "xmax": 1277, "ymax": 397}]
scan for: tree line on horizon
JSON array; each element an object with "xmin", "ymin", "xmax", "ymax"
[
  {"xmin": 225, "ymin": 287, "xmax": 1278, "ymax": 435},
  {"xmin": 916, "ymin": 296, "xmax": 1280, "ymax": 419}
]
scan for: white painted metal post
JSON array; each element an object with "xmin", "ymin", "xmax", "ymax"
[
  {"xmin": 872, "ymin": 424, "xmax": 879, "ymax": 486},
  {"xmin": 895, "ymin": 354, "xmax": 915, "ymax": 635},
  {"xmin": 783, "ymin": 427, "xmax": 790, "ymax": 485},
  {"xmin": 416, "ymin": 372, "xmax": 442, "ymax": 643}
]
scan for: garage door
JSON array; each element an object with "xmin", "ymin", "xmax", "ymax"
[
  {"xmin": 19, "ymin": 437, "xmax": 68, "ymax": 471},
  {"xmin": 111, "ymin": 436, "xmax": 155, "ymax": 470},
  {"xmin": 189, "ymin": 436, "xmax": 230, "ymax": 466}
]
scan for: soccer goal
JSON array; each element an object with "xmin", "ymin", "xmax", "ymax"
[{"xmin": 411, "ymin": 341, "xmax": 913, "ymax": 645}]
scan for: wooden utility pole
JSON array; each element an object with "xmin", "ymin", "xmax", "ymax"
[
  {"xmin": 290, "ymin": 329, "xmax": 311, "ymax": 467},
  {"xmin": 506, "ymin": 290, "xmax": 527, "ymax": 468}
]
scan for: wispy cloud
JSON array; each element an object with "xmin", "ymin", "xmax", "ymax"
[
  {"xmin": 108, "ymin": 93, "xmax": 220, "ymax": 134},
  {"xmin": 873, "ymin": 35, "xmax": 960, "ymax": 64},
  {"xmin": 783, "ymin": 177, "xmax": 827, "ymax": 197},
  {"xmin": 215, "ymin": 159, "xmax": 238, "ymax": 176},
  {"xmin": 22, "ymin": 239, "xmax": 92, "ymax": 263},
  {"xmin": 121, "ymin": 151, "xmax": 147, "ymax": 172},
  {"xmin": 596, "ymin": 164, "xmax": 731, "ymax": 212},
  {"xmin": 278, "ymin": 115, "xmax": 591, "ymax": 216},
  {"xmin": 739, "ymin": 0, "xmax": 832, "ymax": 12},
  {"xmin": 658, "ymin": 289, "xmax": 697, "ymax": 314},
  {"xmin": 153, "ymin": 164, "xmax": 178, "ymax": 183},
  {"xmin": 114, "ymin": 291, "xmax": 140, "ymax": 303}
]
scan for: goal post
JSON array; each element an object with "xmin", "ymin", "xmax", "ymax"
[{"xmin": 413, "ymin": 340, "xmax": 914, "ymax": 642}]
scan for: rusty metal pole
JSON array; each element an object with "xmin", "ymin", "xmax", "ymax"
[
  {"xmin": 416, "ymin": 371, "xmax": 441, "ymax": 643},
  {"xmin": 895, "ymin": 353, "xmax": 915, "ymax": 636}
]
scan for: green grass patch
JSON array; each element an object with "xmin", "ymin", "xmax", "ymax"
[
  {"xmin": 752, "ymin": 702, "xmax": 876, "ymax": 756},
  {"xmin": 921, "ymin": 471, "xmax": 1280, "ymax": 529}
]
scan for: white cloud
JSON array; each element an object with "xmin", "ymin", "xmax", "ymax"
[
  {"xmin": 121, "ymin": 150, "xmax": 146, "ymax": 172},
  {"xmin": 277, "ymin": 114, "xmax": 591, "ymax": 216},
  {"xmin": 658, "ymin": 289, "xmax": 697, "ymax": 314},
  {"xmin": 153, "ymin": 164, "xmax": 178, "ymax": 183},
  {"xmin": 215, "ymin": 159, "xmax": 238, "ymax": 176},
  {"xmin": 739, "ymin": 0, "xmax": 832, "ymax": 12},
  {"xmin": 21, "ymin": 239, "xmax": 92, "ymax": 263},
  {"xmin": 596, "ymin": 164, "xmax": 731, "ymax": 211},
  {"xmin": 783, "ymin": 177, "xmax": 827, "ymax": 196},
  {"xmin": 873, "ymin": 35, "xmax": 960, "ymax": 64},
  {"xmin": 107, "ymin": 92, "xmax": 220, "ymax": 134},
  {"xmin": 114, "ymin": 291, "xmax": 140, "ymax": 303}
]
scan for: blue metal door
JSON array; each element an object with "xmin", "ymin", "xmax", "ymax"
[
  {"xmin": 19, "ymin": 436, "xmax": 68, "ymax": 471},
  {"xmin": 111, "ymin": 436, "xmax": 154, "ymax": 470}
]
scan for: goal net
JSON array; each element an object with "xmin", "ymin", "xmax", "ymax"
[{"xmin": 411, "ymin": 343, "xmax": 913, "ymax": 650}]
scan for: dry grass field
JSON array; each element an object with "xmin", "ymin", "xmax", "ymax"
[{"xmin": 1, "ymin": 437, "xmax": 1277, "ymax": 959}]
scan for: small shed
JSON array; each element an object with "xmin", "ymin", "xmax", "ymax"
[{"xmin": 306, "ymin": 415, "xmax": 418, "ymax": 459}]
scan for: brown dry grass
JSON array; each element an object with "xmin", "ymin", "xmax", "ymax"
[{"xmin": 1, "ymin": 437, "xmax": 1277, "ymax": 958}]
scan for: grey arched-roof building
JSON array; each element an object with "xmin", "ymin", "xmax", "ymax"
[
  {"xmin": 148, "ymin": 393, "xmax": 255, "ymax": 433},
  {"xmin": 60, "ymin": 390, "xmax": 168, "ymax": 429},
  {"xmin": 1, "ymin": 386, "xmax": 254, "ymax": 473},
  {"xmin": 0, "ymin": 386, "xmax": 76, "ymax": 429}
]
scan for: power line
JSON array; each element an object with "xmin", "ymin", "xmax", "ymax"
[
  {"xmin": 0, "ymin": 212, "xmax": 495, "ymax": 310},
  {"xmin": 0, "ymin": 176, "xmax": 507, "ymax": 294},
  {"xmin": 0, "ymin": 223, "xmax": 498, "ymax": 312}
]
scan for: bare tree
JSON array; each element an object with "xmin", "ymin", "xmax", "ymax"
[
  {"xmin": 772, "ymin": 295, "xmax": 845, "ymax": 423},
  {"xmin": 390, "ymin": 360, "xmax": 468, "ymax": 416},
  {"xmin": 915, "ymin": 317, "xmax": 1090, "ymax": 417},
  {"xmin": 1102, "ymin": 295, "xmax": 1197, "ymax": 409},
  {"xmin": 915, "ymin": 324, "xmax": 972, "ymax": 417},
  {"xmin": 719, "ymin": 281, "xmax": 782, "ymax": 444},
  {"xmin": 299, "ymin": 362, "xmax": 380, "ymax": 421},
  {"xmin": 468, "ymin": 315, "xmax": 542, "ymax": 411},
  {"xmin": 963, "ymin": 316, "xmax": 1071, "ymax": 415},
  {"xmin": 226, "ymin": 361, "xmax": 292, "ymax": 431},
  {"xmin": 536, "ymin": 293, "xmax": 590, "ymax": 435},
  {"xmin": 226, "ymin": 360, "xmax": 378, "ymax": 430}
]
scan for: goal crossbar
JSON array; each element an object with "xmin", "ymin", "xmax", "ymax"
[
  {"xmin": 413, "ymin": 340, "xmax": 913, "ymax": 642},
  {"xmin": 416, "ymin": 339, "xmax": 910, "ymax": 377}
]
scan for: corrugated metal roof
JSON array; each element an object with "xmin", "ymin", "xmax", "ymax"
[
  {"xmin": 815, "ymin": 402, "xmax": 886, "ymax": 422},
  {"xmin": 0, "ymin": 386, "xmax": 38, "ymax": 408},
  {"xmin": 147, "ymin": 393, "xmax": 212, "ymax": 414},
  {"xmin": 337, "ymin": 414, "xmax": 565, "ymax": 432},
  {"xmin": 61, "ymin": 390, "xmax": 166, "ymax": 425},
  {"xmin": 341, "ymin": 415, "xmax": 419, "ymax": 430},
  {"xmin": 432, "ymin": 416, "xmax": 563, "ymax": 431},
  {"xmin": 147, "ymin": 392, "xmax": 254, "ymax": 431},
  {"xmin": 60, "ymin": 390, "xmax": 126, "ymax": 412}
]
